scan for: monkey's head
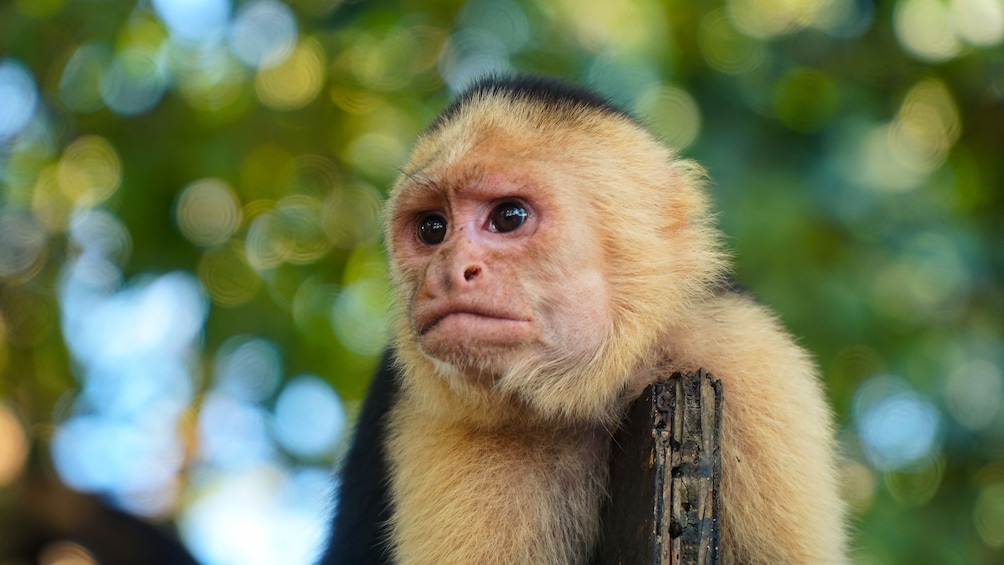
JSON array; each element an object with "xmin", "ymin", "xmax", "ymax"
[{"xmin": 385, "ymin": 76, "xmax": 726, "ymax": 425}]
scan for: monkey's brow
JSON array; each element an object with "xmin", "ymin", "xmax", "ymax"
[
  {"xmin": 396, "ymin": 167, "xmax": 442, "ymax": 194},
  {"xmin": 399, "ymin": 164, "xmax": 488, "ymax": 196},
  {"xmin": 397, "ymin": 168, "xmax": 432, "ymax": 186}
]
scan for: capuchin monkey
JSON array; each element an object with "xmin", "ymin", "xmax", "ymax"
[{"xmin": 321, "ymin": 75, "xmax": 848, "ymax": 565}]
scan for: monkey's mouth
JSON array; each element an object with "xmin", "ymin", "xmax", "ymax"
[{"xmin": 415, "ymin": 305, "xmax": 532, "ymax": 336}]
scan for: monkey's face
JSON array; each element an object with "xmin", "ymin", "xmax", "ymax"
[
  {"xmin": 382, "ymin": 96, "xmax": 721, "ymax": 422},
  {"xmin": 386, "ymin": 147, "xmax": 613, "ymax": 383}
]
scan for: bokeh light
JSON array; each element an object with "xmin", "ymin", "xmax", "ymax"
[
  {"xmin": 331, "ymin": 277, "xmax": 391, "ymax": 356},
  {"xmin": 178, "ymin": 466, "xmax": 333, "ymax": 565},
  {"xmin": 175, "ymin": 178, "xmax": 242, "ymax": 247},
  {"xmin": 198, "ymin": 242, "xmax": 262, "ymax": 306},
  {"xmin": 329, "ymin": 246, "xmax": 390, "ymax": 356},
  {"xmin": 585, "ymin": 52, "xmax": 660, "ymax": 110},
  {"xmin": 32, "ymin": 166, "xmax": 76, "ymax": 232},
  {"xmin": 37, "ymin": 541, "xmax": 98, "ymax": 565},
  {"xmin": 0, "ymin": 59, "xmax": 39, "ymax": 143},
  {"xmin": 4, "ymin": 125, "xmax": 59, "ymax": 198},
  {"xmin": 273, "ymin": 375, "xmax": 346, "ymax": 459},
  {"xmin": 870, "ymin": 231, "xmax": 972, "ymax": 325},
  {"xmin": 255, "ymin": 39, "xmax": 325, "ymax": 110},
  {"xmin": 698, "ymin": 9, "xmax": 766, "ymax": 75},
  {"xmin": 0, "ymin": 207, "xmax": 47, "ymax": 281},
  {"xmin": 279, "ymin": 154, "xmax": 339, "ymax": 197},
  {"xmin": 438, "ymin": 28, "xmax": 511, "ymax": 93},
  {"xmin": 321, "ymin": 181, "xmax": 382, "ymax": 249},
  {"xmin": 198, "ymin": 338, "xmax": 280, "ymax": 470},
  {"xmin": 838, "ymin": 122, "xmax": 924, "ymax": 192},
  {"xmin": 0, "ymin": 403, "xmax": 29, "ymax": 487},
  {"xmin": 61, "ymin": 271, "xmax": 207, "ymax": 365},
  {"xmin": 100, "ymin": 47, "xmax": 168, "ymax": 116},
  {"xmin": 174, "ymin": 329, "xmax": 344, "ymax": 565},
  {"xmin": 57, "ymin": 136, "xmax": 122, "ymax": 207},
  {"xmin": 951, "ymin": 0, "xmax": 1004, "ymax": 46},
  {"xmin": 854, "ymin": 375, "xmax": 942, "ymax": 471},
  {"xmin": 884, "ymin": 455, "xmax": 945, "ymax": 507},
  {"xmin": 51, "ymin": 411, "xmax": 186, "ymax": 505},
  {"xmin": 197, "ymin": 392, "xmax": 275, "ymax": 470},
  {"xmin": 229, "ymin": 0, "xmax": 298, "ymax": 69},
  {"xmin": 291, "ymin": 277, "xmax": 340, "ymax": 340},
  {"xmin": 213, "ymin": 336, "xmax": 283, "ymax": 404},
  {"xmin": 152, "ymin": 0, "xmax": 232, "ymax": 44},
  {"xmin": 840, "ymin": 459, "xmax": 878, "ymax": 513},
  {"xmin": 895, "ymin": 0, "xmax": 1003, "ymax": 61},
  {"xmin": 726, "ymin": 0, "xmax": 825, "ymax": 38},
  {"xmin": 727, "ymin": 0, "xmax": 795, "ymax": 38},
  {"xmin": 834, "ymin": 77, "xmax": 961, "ymax": 196},
  {"xmin": 245, "ymin": 194, "xmax": 331, "ymax": 270},
  {"xmin": 170, "ymin": 42, "xmax": 249, "ymax": 114},
  {"xmin": 944, "ymin": 360, "xmax": 1003, "ymax": 431},
  {"xmin": 815, "ymin": 0, "xmax": 875, "ymax": 38},
  {"xmin": 458, "ymin": 0, "xmax": 531, "ymax": 53},
  {"xmin": 344, "ymin": 131, "xmax": 409, "ymax": 180},
  {"xmin": 55, "ymin": 264, "xmax": 207, "ymax": 514},
  {"xmin": 889, "ymin": 79, "xmax": 960, "ymax": 174},
  {"xmin": 69, "ymin": 208, "xmax": 132, "ymax": 270},
  {"xmin": 58, "ymin": 45, "xmax": 111, "ymax": 114},
  {"xmin": 975, "ymin": 482, "xmax": 1004, "ymax": 548},
  {"xmin": 548, "ymin": 0, "xmax": 666, "ymax": 52},
  {"xmin": 270, "ymin": 195, "xmax": 328, "ymax": 263},
  {"xmin": 635, "ymin": 84, "xmax": 702, "ymax": 150}
]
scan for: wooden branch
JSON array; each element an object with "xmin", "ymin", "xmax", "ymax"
[{"xmin": 593, "ymin": 370, "xmax": 722, "ymax": 565}]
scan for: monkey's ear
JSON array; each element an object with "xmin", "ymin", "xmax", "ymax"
[
  {"xmin": 662, "ymin": 161, "xmax": 711, "ymax": 232},
  {"xmin": 662, "ymin": 172, "xmax": 693, "ymax": 232}
]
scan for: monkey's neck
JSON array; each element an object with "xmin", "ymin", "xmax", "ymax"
[{"xmin": 386, "ymin": 395, "xmax": 612, "ymax": 565}]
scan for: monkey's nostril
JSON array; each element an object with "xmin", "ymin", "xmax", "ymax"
[{"xmin": 463, "ymin": 266, "xmax": 481, "ymax": 281}]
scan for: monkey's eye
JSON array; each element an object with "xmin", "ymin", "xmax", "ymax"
[
  {"xmin": 417, "ymin": 214, "xmax": 447, "ymax": 245},
  {"xmin": 489, "ymin": 202, "xmax": 528, "ymax": 233}
]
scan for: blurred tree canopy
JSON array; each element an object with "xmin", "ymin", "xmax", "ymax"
[{"xmin": 0, "ymin": 0, "xmax": 1002, "ymax": 564}]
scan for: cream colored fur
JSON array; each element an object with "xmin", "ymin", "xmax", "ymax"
[{"xmin": 381, "ymin": 87, "xmax": 848, "ymax": 564}]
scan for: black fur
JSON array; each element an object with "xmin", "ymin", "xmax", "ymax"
[
  {"xmin": 318, "ymin": 351, "xmax": 399, "ymax": 565},
  {"xmin": 429, "ymin": 74, "xmax": 634, "ymax": 133}
]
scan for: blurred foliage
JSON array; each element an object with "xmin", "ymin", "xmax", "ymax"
[{"xmin": 0, "ymin": 0, "xmax": 1003, "ymax": 563}]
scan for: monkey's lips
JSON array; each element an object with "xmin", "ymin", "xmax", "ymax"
[{"xmin": 415, "ymin": 303, "xmax": 533, "ymax": 344}]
